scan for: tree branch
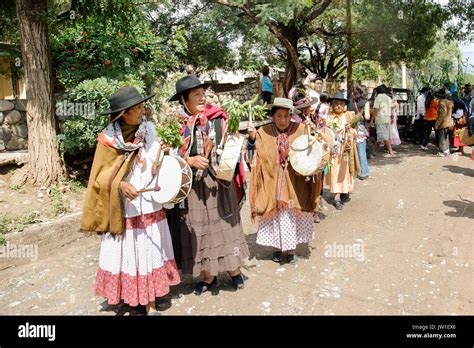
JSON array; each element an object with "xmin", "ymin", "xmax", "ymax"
[{"xmin": 300, "ymin": 0, "xmax": 333, "ymax": 34}]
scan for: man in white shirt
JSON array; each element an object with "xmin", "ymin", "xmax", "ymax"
[
  {"xmin": 414, "ymin": 87, "xmax": 429, "ymax": 145},
  {"xmin": 373, "ymin": 85, "xmax": 395, "ymax": 157}
]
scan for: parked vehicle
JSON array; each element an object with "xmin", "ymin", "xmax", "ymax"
[{"xmin": 391, "ymin": 88, "xmax": 416, "ymax": 140}]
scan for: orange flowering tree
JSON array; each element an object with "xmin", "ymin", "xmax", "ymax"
[{"xmin": 50, "ymin": 1, "xmax": 184, "ymax": 90}]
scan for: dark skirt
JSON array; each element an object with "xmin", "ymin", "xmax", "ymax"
[{"xmin": 167, "ymin": 175, "xmax": 249, "ymax": 277}]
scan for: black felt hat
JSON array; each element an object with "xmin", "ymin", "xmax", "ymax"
[
  {"xmin": 327, "ymin": 91, "xmax": 350, "ymax": 105},
  {"xmin": 169, "ymin": 74, "xmax": 209, "ymax": 102},
  {"xmin": 99, "ymin": 87, "xmax": 155, "ymax": 115}
]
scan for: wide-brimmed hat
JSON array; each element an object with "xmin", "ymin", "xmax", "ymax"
[
  {"xmin": 327, "ymin": 92, "xmax": 350, "ymax": 105},
  {"xmin": 435, "ymin": 89, "xmax": 448, "ymax": 99},
  {"xmin": 99, "ymin": 87, "xmax": 155, "ymax": 115},
  {"xmin": 293, "ymin": 95, "xmax": 319, "ymax": 109},
  {"xmin": 268, "ymin": 97, "xmax": 297, "ymax": 114},
  {"xmin": 169, "ymin": 74, "xmax": 209, "ymax": 102}
]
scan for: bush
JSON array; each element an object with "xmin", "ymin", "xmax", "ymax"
[{"xmin": 57, "ymin": 75, "xmax": 146, "ymax": 156}]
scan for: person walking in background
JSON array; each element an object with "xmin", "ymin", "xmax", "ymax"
[
  {"xmin": 348, "ymin": 85, "xmax": 371, "ymax": 180},
  {"xmin": 313, "ymin": 91, "xmax": 330, "ymax": 125},
  {"xmin": 388, "ymin": 90, "xmax": 401, "ymax": 150},
  {"xmin": 434, "ymin": 89, "xmax": 454, "ymax": 157},
  {"xmin": 259, "ymin": 65, "xmax": 273, "ymax": 104},
  {"xmin": 421, "ymin": 89, "xmax": 438, "ymax": 150},
  {"xmin": 451, "ymin": 94, "xmax": 470, "ymax": 154},
  {"xmin": 314, "ymin": 76, "xmax": 324, "ymax": 98},
  {"xmin": 372, "ymin": 85, "xmax": 396, "ymax": 157},
  {"xmin": 415, "ymin": 87, "xmax": 429, "ymax": 145}
]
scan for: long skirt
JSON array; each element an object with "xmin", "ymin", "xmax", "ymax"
[
  {"xmin": 95, "ymin": 210, "xmax": 180, "ymax": 307},
  {"xmin": 167, "ymin": 174, "xmax": 249, "ymax": 277},
  {"xmin": 325, "ymin": 153, "xmax": 354, "ymax": 194},
  {"xmin": 256, "ymin": 208, "xmax": 314, "ymax": 251},
  {"xmin": 453, "ymin": 125, "xmax": 467, "ymax": 147},
  {"xmin": 388, "ymin": 122, "xmax": 401, "ymax": 145}
]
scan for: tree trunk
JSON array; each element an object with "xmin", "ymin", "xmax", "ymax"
[
  {"xmin": 12, "ymin": 0, "xmax": 66, "ymax": 187},
  {"xmin": 346, "ymin": 0, "xmax": 353, "ymax": 97},
  {"xmin": 277, "ymin": 28, "xmax": 301, "ymax": 96}
]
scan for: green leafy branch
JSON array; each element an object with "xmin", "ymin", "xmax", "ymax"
[
  {"xmin": 155, "ymin": 115, "xmax": 183, "ymax": 149},
  {"xmin": 222, "ymin": 94, "xmax": 267, "ymax": 133}
]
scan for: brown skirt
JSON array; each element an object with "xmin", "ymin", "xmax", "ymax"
[{"xmin": 166, "ymin": 174, "xmax": 249, "ymax": 277}]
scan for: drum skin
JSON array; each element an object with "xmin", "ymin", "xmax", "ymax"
[
  {"xmin": 150, "ymin": 155, "xmax": 192, "ymax": 204},
  {"xmin": 289, "ymin": 135, "xmax": 323, "ymax": 176}
]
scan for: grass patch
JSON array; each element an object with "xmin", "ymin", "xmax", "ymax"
[
  {"xmin": 0, "ymin": 210, "xmax": 40, "ymax": 235},
  {"xmin": 47, "ymin": 186, "xmax": 67, "ymax": 217},
  {"xmin": 9, "ymin": 184, "xmax": 27, "ymax": 194},
  {"xmin": 0, "ymin": 214, "xmax": 6, "ymax": 246},
  {"xmin": 66, "ymin": 179, "xmax": 87, "ymax": 193}
]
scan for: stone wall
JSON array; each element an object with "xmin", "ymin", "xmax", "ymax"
[
  {"xmin": 212, "ymin": 78, "xmax": 260, "ymax": 103},
  {"xmin": 211, "ymin": 77, "xmax": 286, "ymax": 104},
  {"xmin": 0, "ymin": 100, "xmax": 28, "ymax": 152}
]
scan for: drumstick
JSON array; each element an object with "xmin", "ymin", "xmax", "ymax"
[
  {"xmin": 137, "ymin": 186, "xmax": 161, "ymax": 194},
  {"xmin": 139, "ymin": 145, "xmax": 163, "ymax": 193},
  {"xmin": 196, "ymin": 132, "xmax": 215, "ymax": 181},
  {"xmin": 204, "ymin": 138, "xmax": 214, "ymax": 158}
]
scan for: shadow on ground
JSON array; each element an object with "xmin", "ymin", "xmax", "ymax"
[
  {"xmin": 443, "ymin": 197, "xmax": 474, "ymax": 219},
  {"xmin": 443, "ymin": 165, "xmax": 474, "ymax": 178}
]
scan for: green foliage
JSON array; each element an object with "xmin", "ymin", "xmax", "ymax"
[
  {"xmin": 410, "ymin": 35, "xmax": 465, "ymax": 88},
  {"xmin": 445, "ymin": 0, "xmax": 474, "ymax": 42},
  {"xmin": 149, "ymin": 1, "xmax": 245, "ymax": 73},
  {"xmin": 222, "ymin": 94, "xmax": 267, "ymax": 133},
  {"xmin": 155, "ymin": 116, "xmax": 183, "ymax": 149},
  {"xmin": 57, "ymin": 75, "xmax": 147, "ymax": 155},
  {"xmin": 353, "ymin": 0, "xmax": 447, "ymax": 66},
  {"xmin": 0, "ymin": 214, "xmax": 6, "ymax": 236},
  {"xmin": 0, "ymin": 210, "xmax": 41, "ymax": 234},
  {"xmin": 353, "ymin": 61, "xmax": 386, "ymax": 82},
  {"xmin": 0, "ymin": 0, "xmax": 19, "ymax": 44},
  {"xmin": 47, "ymin": 186, "xmax": 67, "ymax": 217},
  {"xmin": 9, "ymin": 184, "xmax": 26, "ymax": 194},
  {"xmin": 49, "ymin": 1, "xmax": 179, "ymax": 89},
  {"xmin": 464, "ymin": 73, "xmax": 474, "ymax": 85},
  {"xmin": 67, "ymin": 179, "xmax": 87, "ymax": 193}
]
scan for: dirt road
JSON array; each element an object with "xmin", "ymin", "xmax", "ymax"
[{"xmin": 1, "ymin": 144, "xmax": 473, "ymax": 315}]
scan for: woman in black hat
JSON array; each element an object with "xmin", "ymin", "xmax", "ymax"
[
  {"xmin": 167, "ymin": 75, "xmax": 249, "ymax": 294},
  {"xmin": 81, "ymin": 87, "xmax": 180, "ymax": 315},
  {"xmin": 434, "ymin": 89, "xmax": 454, "ymax": 156},
  {"xmin": 324, "ymin": 93, "xmax": 360, "ymax": 210}
]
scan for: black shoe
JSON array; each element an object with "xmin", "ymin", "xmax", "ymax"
[
  {"xmin": 231, "ymin": 274, "xmax": 245, "ymax": 290},
  {"xmin": 287, "ymin": 254, "xmax": 298, "ymax": 265},
  {"xmin": 272, "ymin": 250, "xmax": 284, "ymax": 263},
  {"xmin": 333, "ymin": 200, "xmax": 343, "ymax": 210},
  {"xmin": 130, "ymin": 305, "xmax": 147, "ymax": 316},
  {"xmin": 194, "ymin": 277, "xmax": 217, "ymax": 295},
  {"xmin": 340, "ymin": 193, "xmax": 351, "ymax": 203}
]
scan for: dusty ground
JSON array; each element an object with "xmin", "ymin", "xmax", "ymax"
[
  {"xmin": 0, "ymin": 164, "xmax": 85, "ymax": 234},
  {"xmin": 0, "ymin": 143, "xmax": 473, "ymax": 315}
]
